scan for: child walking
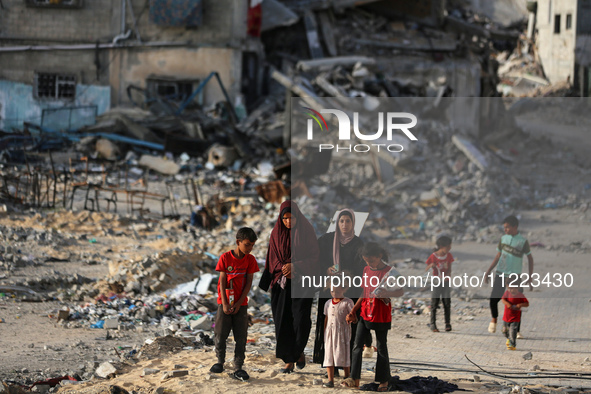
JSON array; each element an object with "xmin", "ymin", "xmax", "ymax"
[
  {"xmin": 425, "ymin": 236, "xmax": 454, "ymax": 332},
  {"xmin": 501, "ymin": 285, "xmax": 529, "ymax": 350},
  {"xmin": 210, "ymin": 227, "xmax": 259, "ymax": 380},
  {"xmin": 323, "ymin": 283, "xmax": 355, "ymax": 388},
  {"xmin": 485, "ymin": 215, "xmax": 534, "ymax": 336},
  {"xmin": 344, "ymin": 242, "xmax": 404, "ymax": 391}
]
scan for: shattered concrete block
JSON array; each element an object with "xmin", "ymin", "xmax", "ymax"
[
  {"xmin": 189, "ymin": 315, "xmax": 212, "ymax": 331},
  {"xmin": 162, "ymin": 370, "xmax": 189, "ymax": 380},
  {"xmin": 143, "ymin": 368, "xmax": 160, "ymax": 376},
  {"xmin": 138, "ymin": 155, "xmax": 180, "ymax": 175},
  {"xmin": 171, "ymin": 370, "xmax": 189, "ymax": 377},
  {"xmin": 522, "ymin": 352, "xmax": 533, "ymax": 360},
  {"xmin": 32, "ymin": 384, "xmax": 51, "ymax": 393},
  {"xmin": 95, "ymin": 361, "xmax": 118, "ymax": 378},
  {"xmin": 96, "ymin": 138, "xmax": 120, "ymax": 161},
  {"xmin": 104, "ymin": 318, "xmax": 119, "ymax": 330}
]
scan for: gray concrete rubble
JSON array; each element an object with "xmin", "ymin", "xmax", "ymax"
[{"xmin": 0, "ymin": 1, "xmax": 590, "ymax": 393}]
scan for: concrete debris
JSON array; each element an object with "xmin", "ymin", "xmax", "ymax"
[
  {"xmin": 0, "ymin": 1, "xmax": 589, "ymax": 392},
  {"xmin": 452, "ymin": 135, "xmax": 489, "ymax": 171},
  {"xmin": 207, "ymin": 144, "xmax": 238, "ymax": 168},
  {"xmin": 297, "ymin": 56, "xmax": 376, "ymax": 72},
  {"xmin": 523, "ymin": 352, "xmax": 533, "ymax": 360},
  {"xmin": 95, "ymin": 138, "xmax": 121, "ymax": 161},
  {"xmin": 142, "ymin": 368, "xmax": 160, "ymax": 376},
  {"xmin": 138, "ymin": 155, "xmax": 181, "ymax": 176},
  {"xmin": 95, "ymin": 362, "xmax": 119, "ymax": 379},
  {"xmin": 261, "ymin": 0, "xmax": 299, "ymax": 32},
  {"xmin": 161, "ymin": 370, "xmax": 188, "ymax": 380}
]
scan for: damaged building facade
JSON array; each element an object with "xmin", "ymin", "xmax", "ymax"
[
  {"xmin": 535, "ymin": 0, "xmax": 591, "ymax": 96},
  {"xmin": 0, "ymin": 0, "xmax": 261, "ymax": 131}
]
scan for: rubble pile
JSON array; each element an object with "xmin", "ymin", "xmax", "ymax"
[
  {"xmin": 1, "ymin": 1, "xmax": 590, "ymax": 392},
  {"xmin": 101, "ymin": 250, "xmax": 206, "ymax": 296}
]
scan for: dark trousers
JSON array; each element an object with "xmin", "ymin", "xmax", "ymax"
[
  {"xmin": 490, "ymin": 274, "xmax": 522, "ymax": 332},
  {"xmin": 431, "ymin": 282, "xmax": 451, "ymax": 326},
  {"xmin": 351, "ymin": 318, "xmax": 391, "ymax": 383},
  {"xmin": 503, "ymin": 321, "xmax": 519, "ymax": 347},
  {"xmin": 214, "ymin": 304, "xmax": 249, "ymax": 369},
  {"xmin": 271, "ymin": 280, "xmax": 313, "ymax": 363}
]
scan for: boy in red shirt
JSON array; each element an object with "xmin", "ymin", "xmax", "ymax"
[
  {"xmin": 210, "ymin": 227, "xmax": 259, "ymax": 380},
  {"xmin": 501, "ymin": 285, "xmax": 529, "ymax": 350},
  {"xmin": 425, "ymin": 236, "xmax": 454, "ymax": 332}
]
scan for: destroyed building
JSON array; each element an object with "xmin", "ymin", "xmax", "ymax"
[
  {"xmin": 0, "ymin": 0, "xmax": 263, "ymax": 132},
  {"xmin": 535, "ymin": 0, "xmax": 591, "ymax": 96}
]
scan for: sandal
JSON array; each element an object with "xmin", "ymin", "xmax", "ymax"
[
  {"xmin": 445, "ymin": 324, "xmax": 452, "ymax": 332},
  {"xmin": 377, "ymin": 383, "xmax": 389, "ymax": 392},
  {"xmin": 431, "ymin": 324, "xmax": 439, "ymax": 332}
]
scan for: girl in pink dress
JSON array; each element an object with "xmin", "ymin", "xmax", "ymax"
[{"xmin": 323, "ymin": 283, "xmax": 355, "ymax": 388}]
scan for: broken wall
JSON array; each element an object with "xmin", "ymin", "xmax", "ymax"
[
  {"xmin": 0, "ymin": 49, "xmax": 111, "ymax": 86},
  {"xmin": 0, "ymin": 80, "xmax": 110, "ymax": 131},
  {"xmin": 0, "ymin": 49, "xmax": 111, "ymax": 131},
  {"xmin": 109, "ymin": 47, "xmax": 242, "ymax": 107},
  {"xmin": 364, "ymin": 0, "xmax": 446, "ymax": 27},
  {"xmin": 0, "ymin": 0, "xmax": 119, "ymax": 42},
  {"xmin": 0, "ymin": 0, "xmax": 247, "ymax": 46},
  {"xmin": 127, "ymin": 0, "xmax": 248, "ymax": 46},
  {"xmin": 375, "ymin": 57, "xmax": 481, "ymax": 97},
  {"xmin": 375, "ymin": 56, "xmax": 481, "ymax": 136},
  {"xmin": 467, "ymin": 0, "xmax": 528, "ymax": 28},
  {"xmin": 0, "ymin": 0, "xmax": 251, "ymax": 118},
  {"xmin": 536, "ymin": 0, "xmax": 578, "ymax": 84}
]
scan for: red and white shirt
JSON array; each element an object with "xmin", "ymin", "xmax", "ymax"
[
  {"xmin": 360, "ymin": 265, "xmax": 392, "ymax": 324},
  {"xmin": 426, "ymin": 252, "xmax": 454, "ymax": 283},
  {"xmin": 216, "ymin": 251, "xmax": 259, "ymax": 306}
]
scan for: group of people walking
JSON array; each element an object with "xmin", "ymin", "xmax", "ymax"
[
  {"xmin": 209, "ymin": 200, "xmax": 534, "ymax": 388},
  {"xmin": 262, "ymin": 201, "xmax": 403, "ymax": 389}
]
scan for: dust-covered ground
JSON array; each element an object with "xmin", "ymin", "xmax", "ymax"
[
  {"xmin": 2, "ymin": 101, "xmax": 591, "ymax": 393},
  {"xmin": 0, "ymin": 207, "xmax": 590, "ymax": 394}
]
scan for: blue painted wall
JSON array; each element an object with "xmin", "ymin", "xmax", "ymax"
[{"xmin": 0, "ymin": 80, "xmax": 110, "ymax": 131}]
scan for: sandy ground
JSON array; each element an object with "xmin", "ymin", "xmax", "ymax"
[
  {"xmin": 2, "ymin": 102, "xmax": 591, "ymax": 393},
  {"xmin": 1, "ymin": 207, "xmax": 590, "ymax": 394}
]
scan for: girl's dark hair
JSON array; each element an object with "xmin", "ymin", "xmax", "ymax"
[
  {"xmin": 435, "ymin": 236, "xmax": 452, "ymax": 250},
  {"xmin": 360, "ymin": 242, "xmax": 388, "ymax": 261},
  {"xmin": 338, "ymin": 210, "xmax": 353, "ymax": 220}
]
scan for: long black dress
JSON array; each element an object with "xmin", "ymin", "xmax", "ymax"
[{"xmin": 312, "ymin": 233, "xmax": 366, "ymax": 364}]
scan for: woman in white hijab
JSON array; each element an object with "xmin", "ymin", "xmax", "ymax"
[{"xmin": 313, "ymin": 209, "xmax": 369, "ymax": 367}]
